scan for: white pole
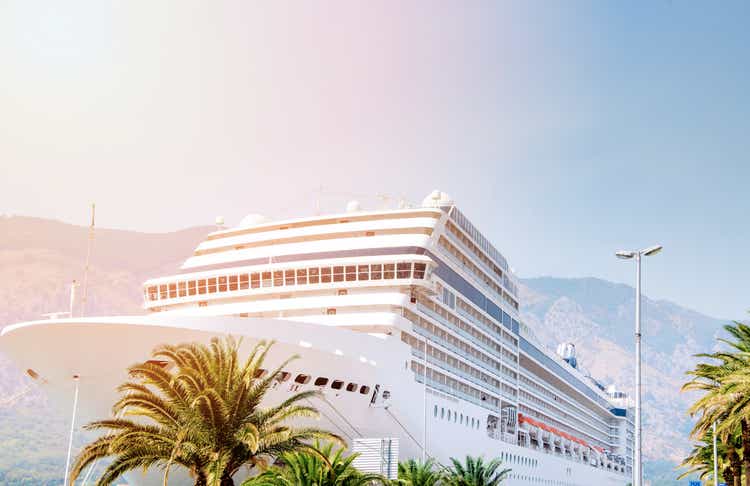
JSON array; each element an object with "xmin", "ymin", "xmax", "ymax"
[
  {"xmin": 422, "ymin": 333, "xmax": 428, "ymax": 462},
  {"xmin": 713, "ymin": 421, "xmax": 718, "ymax": 486},
  {"xmin": 64, "ymin": 375, "xmax": 80, "ymax": 486},
  {"xmin": 81, "ymin": 203, "xmax": 95, "ymax": 317},
  {"xmin": 69, "ymin": 280, "xmax": 77, "ymax": 318},
  {"xmin": 635, "ymin": 253, "xmax": 642, "ymax": 486}
]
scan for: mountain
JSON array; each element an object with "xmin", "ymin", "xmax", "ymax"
[{"xmin": 0, "ymin": 216, "xmax": 727, "ymax": 484}]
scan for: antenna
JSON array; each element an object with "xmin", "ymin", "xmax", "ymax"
[{"xmin": 80, "ymin": 203, "xmax": 95, "ymax": 317}]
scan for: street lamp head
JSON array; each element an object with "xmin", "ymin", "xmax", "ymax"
[
  {"xmin": 641, "ymin": 245, "xmax": 663, "ymax": 257},
  {"xmin": 615, "ymin": 250, "xmax": 636, "ymax": 260}
]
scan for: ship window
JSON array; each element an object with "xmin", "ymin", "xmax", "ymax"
[
  {"xmin": 383, "ymin": 264, "xmax": 395, "ymax": 279},
  {"xmin": 294, "ymin": 374, "xmax": 311, "ymax": 385},
  {"xmin": 261, "ymin": 272, "xmax": 272, "ymax": 287},
  {"xmin": 285, "ymin": 269, "xmax": 295, "ymax": 286},
  {"xmin": 345, "ymin": 265, "xmax": 357, "ymax": 281},
  {"xmin": 187, "ymin": 281, "xmax": 197, "ymax": 296},
  {"xmin": 314, "ymin": 377, "xmax": 328, "ymax": 386},
  {"xmin": 414, "ymin": 263, "xmax": 426, "ymax": 279},
  {"xmin": 346, "ymin": 382, "xmax": 357, "ymax": 392},
  {"xmin": 359, "ymin": 385, "xmax": 370, "ymax": 395},
  {"xmin": 275, "ymin": 371, "xmax": 291, "ymax": 382},
  {"xmin": 397, "ymin": 262, "xmax": 411, "ymax": 279},
  {"xmin": 273, "ymin": 271, "xmax": 283, "ymax": 286},
  {"xmin": 197, "ymin": 279, "xmax": 207, "ymax": 294},
  {"xmin": 371, "ymin": 264, "xmax": 382, "ymax": 280},
  {"xmin": 218, "ymin": 276, "xmax": 227, "ymax": 292},
  {"xmin": 178, "ymin": 281, "xmax": 187, "ymax": 297},
  {"xmin": 253, "ymin": 368, "xmax": 267, "ymax": 378},
  {"xmin": 168, "ymin": 283, "xmax": 177, "ymax": 298},
  {"xmin": 239, "ymin": 274, "xmax": 249, "ymax": 290},
  {"xmin": 434, "ymin": 405, "xmax": 438, "ymax": 417},
  {"xmin": 358, "ymin": 265, "xmax": 369, "ymax": 281},
  {"xmin": 148, "ymin": 286, "xmax": 158, "ymax": 301},
  {"xmin": 250, "ymin": 273, "xmax": 260, "ymax": 289},
  {"xmin": 308, "ymin": 267, "xmax": 320, "ymax": 284},
  {"xmin": 296, "ymin": 269, "xmax": 307, "ymax": 285},
  {"xmin": 207, "ymin": 278, "xmax": 217, "ymax": 293},
  {"xmin": 331, "ymin": 379, "xmax": 344, "ymax": 390},
  {"xmin": 337, "ymin": 289, "xmax": 347, "ymax": 296},
  {"xmin": 321, "ymin": 267, "xmax": 332, "ymax": 283},
  {"xmin": 333, "ymin": 266, "xmax": 345, "ymax": 282},
  {"xmin": 228, "ymin": 275, "xmax": 238, "ymax": 291},
  {"xmin": 326, "ymin": 308, "xmax": 337, "ymax": 315}
]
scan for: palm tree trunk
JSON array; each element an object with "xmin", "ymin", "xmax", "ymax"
[
  {"xmin": 743, "ymin": 419, "xmax": 750, "ymax": 485},
  {"xmin": 723, "ymin": 465, "xmax": 734, "ymax": 486},
  {"xmin": 729, "ymin": 443, "xmax": 742, "ymax": 486},
  {"xmin": 220, "ymin": 472, "xmax": 234, "ymax": 486},
  {"xmin": 195, "ymin": 472, "xmax": 208, "ymax": 486}
]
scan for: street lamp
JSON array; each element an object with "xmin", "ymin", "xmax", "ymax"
[{"xmin": 615, "ymin": 244, "xmax": 662, "ymax": 486}]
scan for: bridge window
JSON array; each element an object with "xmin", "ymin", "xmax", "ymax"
[
  {"xmin": 414, "ymin": 263, "xmax": 426, "ymax": 279},
  {"xmin": 273, "ymin": 271, "xmax": 283, "ymax": 286},
  {"xmin": 218, "ymin": 276, "xmax": 227, "ymax": 292},
  {"xmin": 261, "ymin": 272, "xmax": 272, "ymax": 287},
  {"xmin": 321, "ymin": 267, "xmax": 332, "ymax": 283},
  {"xmin": 308, "ymin": 267, "xmax": 320, "ymax": 284},
  {"xmin": 333, "ymin": 266, "xmax": 345, "ymax": 282},
  {"xmin": 285, "ymin": 269, "xmax": 295, "ymax": 286},
  {"xmin": 358, "ymin": 265, "xmax": 369, "ymax": 280},
  {"xmin": 229, "ymin": 275, "xmax": 238, "ymax": 291},
  {"xmin": 345, "ymin": 265, "xmax": 357, "ymax": 281},
  {"xmin": 197, "ymin": 279, "xmax": 206, "ymax": 294},
  {"xmin": 383, "ymin": 264, "xmax": 395, "ymax": 279},
  {"xmin": 148, "ymin": 286, "xmax": 158, "ymax": 301},
  {"xmin": 188, "ymin": 281, "xmax": 197, "ymax": 296},
  {"xmin": 296, "ymin": 269, "xmax": 307, "ymax": 285},
  {"xmin": 239, "ymin": 274, "xmax": 249, "ymax": 290},
  {"xmin": 168, "ymin": 283, "xmax": 177, "ymax": 298},
  {"xmin": 178, "ymin": 281, "xmax": 187, "ymax": 297},
  {"xmin": 371, "ymin": 264, "xmax": 382, "ymax": 280},
  {"xmin": 397, "ymin": 262, "xmax": 411, "ymax": 279}
]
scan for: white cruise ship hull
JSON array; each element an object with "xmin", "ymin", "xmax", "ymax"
[{"xmin": 1, "ymin": 315, "xmax": 628, "ymax": 486}]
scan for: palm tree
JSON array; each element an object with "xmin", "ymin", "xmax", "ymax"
[
  {"xmin": 396, "ymin": 458, "xmax": 443, "ymax": 486},
  {"xmin": 242, "ymin": 441, "xmax": 386, "ymax": 485},
  {"xmin": 677, "ymin": 429, "xmax": 730, "ymax": 485},
  {"xmin": 69, "ymin": 337, "xmax": 342, "ymax": 486},
  {"xmin": 442, "ymin": 456, "xmax": 509, "ymax": 486}
]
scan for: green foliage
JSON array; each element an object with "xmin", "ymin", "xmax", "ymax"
[
  {"xmin": 442, "ymin": 456, "xmax": 509, "ymax": 486},
  {"xmin": 242, "ymin": 441, "xmax": 386, "ymax": 486},
  {"xmin": 396, "ymin": 458, "xmax": 443, "ymax": 486},
  {"xmin": 69, "ymin": 336, "xmax": 342, "ymax": 486}
]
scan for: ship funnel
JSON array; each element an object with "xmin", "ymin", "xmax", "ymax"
[{"xmin": 556, "ymin": 342, "xmax": 577, "ymax": 369}]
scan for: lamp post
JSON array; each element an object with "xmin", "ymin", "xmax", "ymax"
[{"xmin": 615, "ymin": 244, "xmax": 662, "ymax": 486}]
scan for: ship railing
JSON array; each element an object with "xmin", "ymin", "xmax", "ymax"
[
  {"xmin": 414, "ymin": 374, "xmax": 502, "ymax": 413},
  {"xmin": 439, "ymin": 249, "xmax": 513, "ymax": 312},
  {"xmin": 417, "ymin": 304, "xmax": 518, "ymax": 370},
  {"xmin": 453, "ymin": 305, "xmax": 518, "ymax": 350},
  {"xmin": 443, "ymin": 232, "xmax": 517, "ymax": 300}
]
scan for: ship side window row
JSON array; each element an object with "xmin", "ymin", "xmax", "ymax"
[
  {"xmin": 146, "ymin": 261, "xmax": 428, "ymax": 301},
  {"xmin": 410, "ymin": 360, "xmax": 501, "ymax": 410},
  {"xmin": 254, "ymin": 369, "xmax": 373, "ymax": 396},
  {"xmin": 433, "ymin": 404, "xmax": 481, "ymax": 430}
]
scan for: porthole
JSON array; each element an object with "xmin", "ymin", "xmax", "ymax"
[
  {"xmin": 434, "ymin": 405, "xmax": 438, "ymax": 417},
  {"xmin": 441, "ymin": 407, "xmax": 445, "ymax": 419},
  {"xmin": 275, "ymin": 371, "xmax": 291, "ymax": 382},
  {"xmin": 331, "ymin": 380, "xmax": 344, "ymax": 390},
  {"xmin": 253, "ymin": 368, "xmax": 267, "ymax": 378},
  {"xmin": 359, "ymin": 385, "xmax": 370, "ymax": 395},
  {"xmin": 346, "ymin": 382, "xmax": 358, "ymax": 392},
  {"xmin": 314, "ymin": 377, "xmax": 328, "ymax": 386},
  {"xmin": 294, "ymin": 374, "xmax": 311, "ymax": 385}
]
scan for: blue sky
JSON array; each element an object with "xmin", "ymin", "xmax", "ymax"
[{"xmin": 1, "ymin": 1, "xmax": 748, "ymax": 320}]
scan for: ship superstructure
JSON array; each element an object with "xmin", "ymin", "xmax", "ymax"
[{"xmin": 1, "ymin": 190, "xmax": 633, "ymax": 486}]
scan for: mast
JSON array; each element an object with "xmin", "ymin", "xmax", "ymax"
[{"xmin": 80, "ymin": 203, "xmax": 95, "ymax": 317}]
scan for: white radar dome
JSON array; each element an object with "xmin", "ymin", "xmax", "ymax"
[
  {"xmin": 421, "ymin": 190, "xmax": 454, "ymax": 208},
  {"xmin": 239, "ymin": 214, "xmax": 269, "ymax": 227},
  {"xmin": 346, "ymin": 200, "xmax": 362, "ymax": 213}
]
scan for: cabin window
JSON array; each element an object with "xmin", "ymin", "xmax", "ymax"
[
  {"xmin": 148, "ymin": 286, "xmax": 158, "ymax": 301},
  {"xmin": 273, "ymin": 271, "xmax": 284, "ymax": 286},
  {"xmin": 197, "ymin": 279, "xmax": 207, "ymax": 295},
  {"xmin": 228, "ymin": 275, "xmax": 238, "ymax": 291},
  {"xmin": 218, "ymin": 276, "xmax": 228, "ymax": 292},
  {"xmin": 358, "ymin": 265, "xmax": 369, "ymax": 281},
  {"xmin": 253, "ymin": 368, "xmax": 267, "ymax": 378},
  {"xmin": 359, "ymin": 385, "xmax": 370, "ymax": 395},
  {"xmin": 397, "ymin": 262, "xmax": 411, "ymax": 279},
  {"xmin": 346, "ymin": 382, "xmax": 357, "ymax": 392},
  {"xmin": 320, "ymin": 267, "xmax": 332, "ymax": 283},
  {"xmin": 262, "ymin": 272, "xmax": 272, "ymax": 287},
  {"xmin": 296, "ymin": 269, "xmax": 307, "ymax": 285},
  {"xmin": 308, "ymin": 267, "xmax": 320, "ymax": 284},
  {"xmin": 314, "ymin": 377, "xmax": 328, "ymax": 386},
  {"xmin": 333, "ymin": 266, "xmax": 345, "ymax": 282},
  {"xmin": 275, "ymin": 371, "xmax": 291, "ymax": 382},
  {"xmin": 207, "ymin": 278, "xmax": 217, "ymax": 293},
  {"xmin": 285, "ymin": 269, "xmax": 295, "ymax": 286},
  {"xmin": 187, "ymin": 281, "xmax": 197, "ymax": 296},
  {"xmin": 383, "ymin": 264, "xmax": 395, "ymax": 279},
  {"xmin": 178, "ymin": 281, "xmax": 187, "ymax": 297},
  {"xmin": 345, "ymin": 265, "xmax": 357, "ymax": 281},
  {"xmin": 371, "ymin": 264, "xmax": 382, "ymax": 280},
  {"xmin": 239, "ymin": 274, "xmax": 249, "ymax": 290},
  {"xmin": 250, "ymin": 273, "xmax": 260, "ymax": 289},
  {"xmin": 331, "ymin": 380, "xmax": 344, "ymax": 390},
  {"xmin": 168, "ymin": 283, "xmax": 177, "ymax": 298},
  {"xmin": 414, "ymin": 263, "xmax": 426, "ymax": 279},
  {"xmin": 294, "ymin": 374, "xmax": 310, "ymax": 385},
  {"xmin": 326, "ymin": 308, "xmax": 337, "ymax": 315}
]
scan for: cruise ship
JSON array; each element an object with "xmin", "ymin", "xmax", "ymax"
[{"xmin": 1, "ymin": 190, "xmax": 634, "ymax": 485}]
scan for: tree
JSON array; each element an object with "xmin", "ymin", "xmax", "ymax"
[
  {"xmin": 69, "ymin": 337, "xmax": 342, "ymax": 486},
  {"xmin": 677, "ymin": 429, "xmax": 732, "ymax": 485},
  {"xmin": 442, "ymin": 456, "xmax": 509, "ymax": 486},
  {"xmin": 242, "ymin": 441, "xmax": 386, "ymax": 486},
  {"xmin": 396, "ymin": 458, "xmax": 443, "ymax": 486}
]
